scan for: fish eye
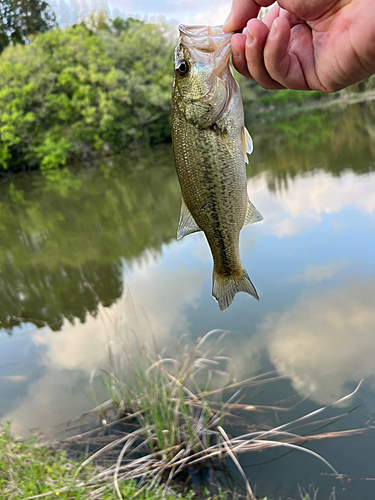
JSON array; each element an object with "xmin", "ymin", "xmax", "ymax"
[{"xmin": 176, "ymin": 59, "xmax": 190, "ymax": 77}]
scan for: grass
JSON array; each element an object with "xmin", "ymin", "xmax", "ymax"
[
  {"xmin": 7, "ymin": 295, "xmax": 362, "ymax": 500},
  {"xmin": 0, "ymin": 320, "xmax": 357, "ymax": 500},
  {"xmin": 49, "ymin": 317, "xmax": 363, "ymax": 500},
  {"xmin": 0, "ymin": 422, "xmax": 235, "ymax": 499},
  {"xmin": 0, "ymin": 423, "xmax": 341, "ymax": 500}
]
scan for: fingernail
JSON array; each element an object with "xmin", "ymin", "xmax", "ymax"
[
  {"xmin": 223, "ymin": 12, "xmax": 232, "ymax": 28},
  {"xmin": 232, "ymin": 48, "xmax": 240, "ymax": 59},
  {"xmin": 246, "ymin": 30, "xmax": 254, "ymax": 46},
  {"xmin": 269, "ymin": 19, "xmax": 278, "ymax": 39}
]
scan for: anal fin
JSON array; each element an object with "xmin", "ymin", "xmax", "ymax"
[
  {"xmin": 244, "ymin": 198, "xmax": 263, "ymax": 226},
  {"xmin": 177, "ymin": 198, "xmax": 201, "ymax": 240}
]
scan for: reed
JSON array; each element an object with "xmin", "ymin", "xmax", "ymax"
[
  {"xmin": 50, "ymin": 323, "xmax": 364, "ymax": 500},
  {"xmin": 44, "ymin": 293, "xmax": 364, "ymax": 499}
]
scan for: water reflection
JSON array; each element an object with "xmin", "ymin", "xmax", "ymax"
[
  {"xmin": 1, "ymin": 101, "xmax": 375, "ymax": 497},
  {"xmin": 249, "ymin": 100, "xmax": 375, "ymax": 191},
  {"xmin": 0, "ymin": 150, "xmax": 180, "ymax": 332},
  {"xmin": 257, "ymin": 278, "xmax": 375, "ymax": 403},
  {"xmin": 251, "ymin": 169, "xmax": 375, "ymax": 237}
]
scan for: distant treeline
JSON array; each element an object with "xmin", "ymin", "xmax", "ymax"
[{"xmin": 0, "ymin": 4, "xmax": 374, "ymax": 175}]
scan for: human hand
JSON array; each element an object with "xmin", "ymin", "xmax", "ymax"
[{"xmin": 223, "ymin": 0, "xmax": 375, "ymax": 92}]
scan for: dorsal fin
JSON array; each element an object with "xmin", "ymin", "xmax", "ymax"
[
  {"xmin": 243, "ymin": 198, "xmax": 263, "ymax": 226},
  {"xmin": 177, "ymin": 198, "xmax": 201, "ymax": 240},
  {"xmin": 241, "ymin": 127, "xmax": 253, "ymax": 164}
]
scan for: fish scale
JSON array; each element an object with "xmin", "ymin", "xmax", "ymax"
[{"xmin": 172, "ymin": 24, "xmax": 263, "ymax": 311}]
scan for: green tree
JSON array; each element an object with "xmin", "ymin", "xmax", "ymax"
[
  {"xmin": 0, "ymin": 20, "xmax": 175, "ymax": 174},
  {"xmin": 0, "ymin": 25, "xmax": 130, "ymax": 172},
  {"xmin": 99, "ymin": 18, "xmax": 175, "ymax": 145},
  {"xmin": 0, "ymin": 0, "xmax": 56, "ymax": 53}
]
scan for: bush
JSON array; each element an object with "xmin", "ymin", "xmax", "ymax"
[{"xmin": 0, "ymin": 20, "xmax": 175, "ymax": 173}]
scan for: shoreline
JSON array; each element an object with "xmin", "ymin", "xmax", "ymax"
[{"xmin": 248, "ymin": 90, "xmax": 375, "ymax": 123}]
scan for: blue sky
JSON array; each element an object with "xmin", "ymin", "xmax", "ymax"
[{"xmin": 108, "ymin": 0, "xmax": 233, "ymax": 25}]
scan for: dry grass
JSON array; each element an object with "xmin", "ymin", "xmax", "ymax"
[{"xmin": 46, "ymin": 318, "xmax": 365, "ymax": 500}]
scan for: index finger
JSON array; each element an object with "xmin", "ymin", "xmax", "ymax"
[{"xmin": 223, "ymin": 0, "xmax": 276, "ymax": 33}]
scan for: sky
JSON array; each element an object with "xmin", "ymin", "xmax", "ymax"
[{"xmin": 108, "ymin": 0, "xmax": 233, "ymax": 26}]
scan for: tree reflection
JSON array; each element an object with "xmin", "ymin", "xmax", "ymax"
[
  {"xmin": 0, "ymin": 261, "xmax": 123, "ymax": 332},
  {"xmin": 0, "ymin": 148, "xmax": 180, "ymax": 333},
  {"xmin": 248, "ymin": 101, "xmax": 375, "ymax": 191},
  {"xmin": 1, "ymin": 102, "xmax": 374, "ymax": 334}
]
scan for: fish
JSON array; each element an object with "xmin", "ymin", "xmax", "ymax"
[{"xmin": 171, "ymin": 24, "xmax": 263, "ymax": 311}]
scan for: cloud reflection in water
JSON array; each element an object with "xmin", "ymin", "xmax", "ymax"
[{"xmin": 3, "ymin": 167, "xmax": 375, "ymax": 434}]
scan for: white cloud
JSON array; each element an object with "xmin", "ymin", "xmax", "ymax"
[
  {"xmin": 248, "ymin": 170, "xmax": 375, "ymax": 239},
  {"xmin": 0, "ymin": 375, "xmax": 27, "ymax": 382},
  {"xmin": 288, "ymin": 261, "xmax": 350, "ymax": 283},
  {"xmin": 192, "ymin": 2, "xmax": 231, "ymax": 26},
  {"xmin": 257, "ymin": 278, "xmax": 375, "ymax": 404},
  {"xmin": 4, "ymin": 370, "xmax": 95, "ymax": 436}
]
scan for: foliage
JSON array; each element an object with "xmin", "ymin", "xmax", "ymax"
[
  {"xmin": 0, "ymin": 19, "xmax": 175, "ymax": 173},
  {"xmin": 0, "ymin": 0, "xmax": 56, "ymax": 53},
  {"xmin": 98, "ymin": 18, "xmax": 175, "ymax": 146},
  {"xmin": 0, "ymin": 10, "xmax": 374, "ymax": 176}
]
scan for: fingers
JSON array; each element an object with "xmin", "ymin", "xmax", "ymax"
[
  {"xmin": 231, "ymin": 18, "xmax": 285, "ymax": 90},
  {"xmin": 263, "ymin": 17, "xmax": 292, "ymax": 84},
  {"xmin": 245, "ymin": 19, "xmax": 285, "ymax": 89},
  {"xmin": 231, "ymin": 33, "xmax": 252, "ymax": 79},
  {"xmin": 223, "ymin": 0, "xmax": 275, "ymax": 33},
  {"xmin": 262, "ymin": 4, "xmax": 280, "ymax": 29},
  {"xmin": 231, "ymin": 16, "xmax": 313, "ymax": 91},
  {"xmin": 264, "ymin": 18, "xmax": 312, "ymax": 90}
]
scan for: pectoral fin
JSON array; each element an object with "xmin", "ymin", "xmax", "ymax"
[
  {"xmin": 241, "ymin": 127, "xmax": 253, "ymax": 164},
  {"xmin": 177, "ymin": 198, "xmax": 201, "ymax": 240},
  {"xmin": 243, "ymin": 198, "xmax": 263, "ymax": 226}
]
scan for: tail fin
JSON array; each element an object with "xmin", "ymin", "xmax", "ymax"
[{"xmin": 212, "ymin": 266, "xmax": 259, "ymax": 312}]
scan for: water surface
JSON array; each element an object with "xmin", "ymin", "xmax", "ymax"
[{"xmin": 1, "ymin": 101, "xmax": 375, "ymax": 499}]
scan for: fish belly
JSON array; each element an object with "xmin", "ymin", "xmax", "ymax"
[{"xmin": 174, "ymin": 120, "xmax": 245, "ymax": 262}]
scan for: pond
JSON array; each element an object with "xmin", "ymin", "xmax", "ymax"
[{"xmin": 0, "ymin": 100, "xmax": 375, "ymax": 499}]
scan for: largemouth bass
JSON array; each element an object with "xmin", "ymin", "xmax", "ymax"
[{"xmin": 171, "ymin": 25, "xmax": 263, "ymax": 311}]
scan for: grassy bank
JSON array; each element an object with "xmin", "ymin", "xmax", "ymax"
[
  {"xmin": 0, "ymin": 423, "xmax": 340, "ymax": 500},
  {"xmin": 47, "ymin": 327, "xmax": 357, "ymax": 500},
  {"xmin": 0, "ymin": 423, "xmax": 242, "ymax": 499},
  {"xmin": 1, "ymin": 320, "xmax": 354, "ymax": 500}
]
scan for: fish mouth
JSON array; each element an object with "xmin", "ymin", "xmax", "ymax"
[
  {"xmin": 178, "ymin": 24, "xmax": 237, "ymax": 53},
  {"xmin": 179, "ymin": 24, "xmax": 238, "ymax": 38}
]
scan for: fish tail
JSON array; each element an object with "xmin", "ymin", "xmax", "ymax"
[{"xmin": 212, "ymin": 266, "xmax": 259, "ymax": 312}]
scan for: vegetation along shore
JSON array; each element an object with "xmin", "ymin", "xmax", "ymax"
[
  {"xmin": 0, "ymin": 4, "xmax": 374, "ymax": 177},
  {"xmin": 0, "ymin": 423, "xmax": 338, "ymax": 500}
]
